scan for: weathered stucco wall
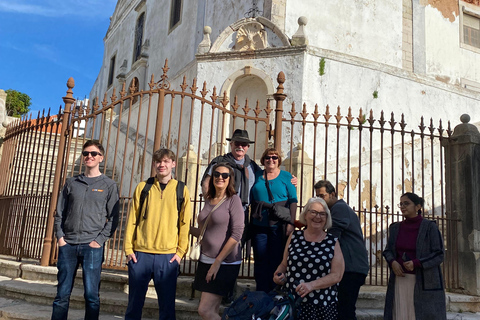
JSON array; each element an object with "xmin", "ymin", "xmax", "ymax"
[
  {"xmin": 301, "ymin": 48, "xmax": 480, "ymax": 128},
  {"xmin": 284, "ymin": 0, "xmax": 403, "ymax": 68},
  {"xmin": 422, "ymin": 2, "xmax": 480, "ymax": 85}
]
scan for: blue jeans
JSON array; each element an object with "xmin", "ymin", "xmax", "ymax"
[
  {"xmin": 252, "ymin": 224, "xmax": 285, "ymax": 292},
  {"xmin": 51, "ymin": 243, "xmax": 104, "ymax": 320},
  {"xmin": 125, "ymin": 252, "xmax": 179, "ymax": 320}
]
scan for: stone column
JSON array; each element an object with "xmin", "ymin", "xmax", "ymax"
[
  {"xmin": 177, "ymin": 145, "xmax": 199, "ymax": 200},
  {"xmin": 283, "ymin": 143, "xmax": 314, "ymax": 215},
  {"xmin": 0, "ymin": 89, "xmax": 7, "ymax": 162},
  {"xmin": 443, "ymin": 114, "xmax": 480, "ymax": 295}
]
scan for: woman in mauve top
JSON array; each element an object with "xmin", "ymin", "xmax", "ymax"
[
  {"xmin": 383, "ymin": 192, "xmax": 446, "ymax": 320},
  {"xmin": 193, "ymin": 163, "xmax": 244, "ymax": 320}
]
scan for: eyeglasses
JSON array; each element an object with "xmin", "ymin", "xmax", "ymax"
[
  {"xmin": 308, "ymin": 210, "xmax": 327, "ymax": 218},
  {"xmin": 213, "ymin": 171, "xmax": 230, "ymax": 179},
  {"xmin": 264, "ymin": 155, "xmax": 279, "ymax": 161},
  {"xmin": 234, "ymin": 142, "xmax": 249, "ymax": 147},
  {"xmin": 397, "ymin": 202, "xmax": 412, "ymax": 208},
  {"xmin": 82, "ymin": 151, "xmax": 102, "ymax": 157}
]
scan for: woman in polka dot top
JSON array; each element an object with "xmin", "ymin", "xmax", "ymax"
[{"xmin": 273, "ymin": 197, "xmax": 345, "ymax": 320}]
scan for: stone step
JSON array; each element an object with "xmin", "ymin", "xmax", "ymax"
[
  {"xmin": 0, "ymin": 296, "xmax": 132, "ymax": 320},
  {"xmin": 1, "ymin": 275, "xmax": 480, "ymax": 320},
  {"xmin": 1, "ymin": 258, "xmax": 480, "ymax": 320},
  {"xmin": 0, "ymin": 276, "xmax": 202, "ymax": 320}
]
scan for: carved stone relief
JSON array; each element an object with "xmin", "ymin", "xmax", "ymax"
[{"xmin": 234, "ymin": 22, "xmax": 267, "ymax": 51}]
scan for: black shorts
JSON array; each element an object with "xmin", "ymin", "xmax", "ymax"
[{"xmin": 193, "ymin": 261, "xmax": 240, "ymax": 297}]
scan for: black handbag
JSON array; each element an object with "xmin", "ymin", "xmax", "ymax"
[
  {"xmin": 269, "ymin": 202, "xmax": 292, "ymax": 223},
  {"xmin": 264, "ymin": 172, "xmax": 293, "ymax": 225}
]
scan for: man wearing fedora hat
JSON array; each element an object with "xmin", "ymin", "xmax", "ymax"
[
  {"xmin": 202, "ymin": 129, "xmax": 260, "ymax": 209},
  {"xmin": 201, "ymin": 129, "xmax": 296, "ymax": 234}
]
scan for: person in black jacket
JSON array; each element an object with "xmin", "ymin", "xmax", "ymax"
[
  {"xmin": 314, "ymin": 180, "xmax": 369, "ymax": 320},
  {"xmin": 52, "ymin": 140, "xmax": 119, "ymax": 320}
]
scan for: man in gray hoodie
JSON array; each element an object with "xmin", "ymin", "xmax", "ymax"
[
  {"xmin": 315, "ymin": 180, "xmax": 369, "ymax": 320},
  {"xmin": 52, "ymin": 140, "xmax": 119, "ymax": 320}
]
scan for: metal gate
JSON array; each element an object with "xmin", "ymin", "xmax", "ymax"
[{"xmin": 0, "ymin": 60, "xmax": 457, "ymax": 288}]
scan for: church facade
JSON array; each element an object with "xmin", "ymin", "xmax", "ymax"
[{"xmin": 90, "ymin": 0, "xmax": 480, "ymax": 129}]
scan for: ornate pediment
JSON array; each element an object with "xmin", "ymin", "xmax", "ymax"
[
  {"xmin": 208, "ymin": 17, "xmax": 291, "ymax": 54},
  {"xmin": 234, "ymin": 21, "xmax": 267, "ymax": 51}
]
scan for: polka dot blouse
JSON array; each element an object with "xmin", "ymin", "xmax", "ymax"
[{"xmin": 285, "ymin": 230, "xmax": 339, "ymax": 320}]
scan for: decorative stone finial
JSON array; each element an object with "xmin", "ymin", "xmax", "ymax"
[
  {"xmin": 197, "ymin": 26, "xmax": 212, "ymax": 54},
  {"xmin": 298, "ymin": 16, "xmax": 308, "ymax": 26},
  {"xmin": 452, "ymin": 113, "xmax": 480, "ymax": 137},
  {"xmin": 461, "ymin": 114, "xmax": 470, "ymax": 124},
  {"xmin": 291, "ymin": 16, "xmax": 308, "ymax": 46}
]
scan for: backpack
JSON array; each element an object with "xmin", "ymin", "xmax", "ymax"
[
  {"xmin": 221, "ymin": 290, "xmax": 275, "ymax": 320},
  {"xmin": 136, "ymin": 177, "xmax": 185, "ymax": 228},
  {"xmin": 267, "ymin": 291, "xmax": 302, "ymax": 320}
]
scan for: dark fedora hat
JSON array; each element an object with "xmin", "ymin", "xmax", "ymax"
[{"xmin": 226, "ymin": 129, "xmax": 255, "ymax": 144}]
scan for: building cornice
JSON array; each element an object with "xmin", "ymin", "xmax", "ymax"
[{"xmin": 196, "ymin": 45, "xmax": 307, "ymax": 62}]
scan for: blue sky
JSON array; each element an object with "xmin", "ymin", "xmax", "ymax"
[{"xmin": 0, "ymin": 0, "xmax": 117, "ymax": 118}]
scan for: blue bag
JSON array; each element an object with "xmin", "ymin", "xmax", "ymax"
[{"xmin": 222, "ymin": 289, "xmax": 275, "ymax": 320}]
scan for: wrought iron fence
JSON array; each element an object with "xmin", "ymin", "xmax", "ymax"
[
  {"xmin": 0, "ymin": 111, "xmax": 63, "ymax": 261},
  {"xmin": 279, "ymin": 98, "xmax": 456, "ymax": 288},
  {"xmin": 0, "ymin": 60, "xmax": 458, "ymax": 288}
]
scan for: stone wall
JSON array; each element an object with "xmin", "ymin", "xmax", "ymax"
[
  {"xmin": 0, "ymin": 90, "xmax": 16, "ymax": 163},
  {"xmin": 0, "ymin": 90, "xmax": 7, "ymax": 162}
]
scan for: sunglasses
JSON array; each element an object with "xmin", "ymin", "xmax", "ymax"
[
  {"xmin": 213, "ymin": 171, "xmax": 230, "ymax": 179},
  {"xmin": 82, "ymin": 151, "xmax": 102, "ymax": 157},
  {"xmin": 264, "ymin": 155, "xmax": 279, "ymax": 161},
  {"xmin": 234, "ymin": 141, "xmax": 249, "ymax": 147}
]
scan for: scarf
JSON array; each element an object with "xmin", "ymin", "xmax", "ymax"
[{"xmin": 223, "ymin": 152, "xmax": 252, "ymax": 205}]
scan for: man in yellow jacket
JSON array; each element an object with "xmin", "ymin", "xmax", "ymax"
[{"xmin": 124, "ymin": 149, "xmax": 192, "ymax": 320}]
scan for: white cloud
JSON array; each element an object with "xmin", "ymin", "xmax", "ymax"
[{"xmin": 0, "ymin": 0, "xmax": 116, "ymax": 18}]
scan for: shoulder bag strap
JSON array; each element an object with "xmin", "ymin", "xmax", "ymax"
[
  {"xmin": 264, "ymin": 171, "xmax": 275, "ymax": 202},
  {"xmin": 197, "ymin": 196, "xmax": 227, "ymax": 244}
]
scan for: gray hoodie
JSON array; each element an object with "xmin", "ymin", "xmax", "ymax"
[{"xmin": 54, "ymin": 174, "xmax": 119, "ymax": 246}]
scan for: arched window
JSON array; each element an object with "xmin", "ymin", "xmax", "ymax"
[{"xmin": 133, "ymin": 13, "xmax": 145, "ymax": 62}]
